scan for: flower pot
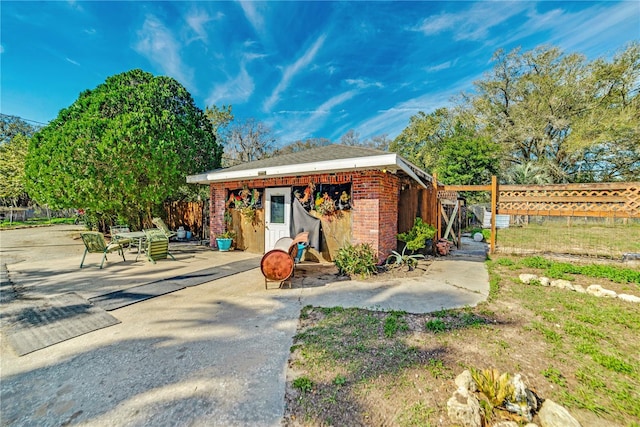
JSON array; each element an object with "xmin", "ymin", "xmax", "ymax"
[{"xmin": 216, "ymin": 238, "xmax": 233, "ymax": 251}]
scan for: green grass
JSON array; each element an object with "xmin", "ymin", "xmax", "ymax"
[
  {"xmin": 502, "ymin": 257, "xmax": 640, "ymax": 421},
  {"xmin": 288, "ymin": 255, "xmax": 640, "ymax": 425},
  {"xmin": 0, "ymin": 217, "xmax": 76, "ymax": 228},
  {"xmin": 497, "ymin": 221, "xmax": 640, "ymax": 258}
]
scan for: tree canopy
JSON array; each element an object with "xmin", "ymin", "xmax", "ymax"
[
  {"xmin": 0, "ymin": 115, "xmax": 38, "ymax": 206},
  {"xmin": 25, "ymin": 69, "xmax": 222, "ymax": 228},
  {"xmin": 392, "ymin": 42, "xmax": 640, "ymax": 184}
]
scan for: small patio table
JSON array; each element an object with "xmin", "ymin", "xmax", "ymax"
[{"xmin": 113, "ymin": 231, "xmax": 146, "ymax": 261}]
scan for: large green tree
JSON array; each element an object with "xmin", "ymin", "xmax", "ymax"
[
  {"xmin": 0, "ymin": 133, "xmax": 29, "ymax": 207},
  {"xmin": 0, "ymin": 115, "xmax": 38, "ymax": 206},
  {"xmin": 25, "ymin": 69, "xmax": 222, "ymax": 229},
  {"xmin": 469, "ymin": 43, "xmax": 639, "ymax": 182},
  {"xmin": 390, "ymin": 108, "xmax": 455, "ymax": 173}
]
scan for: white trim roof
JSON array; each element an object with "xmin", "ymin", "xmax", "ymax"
[{"xmin": 187, "ymin": 144, "xmax": 433, "ymax": 188}]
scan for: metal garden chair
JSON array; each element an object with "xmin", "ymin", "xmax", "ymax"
[
  {"xmin": 80, "ymin": 231, "xmax": 126, "ymax": 269},
  {"xmin": 143, "ymin": 228, "xmax": 176, "ymax": 264},
  {"xmin": 151, "ymin": 217, "xmax": 178, "ymax": 240}
]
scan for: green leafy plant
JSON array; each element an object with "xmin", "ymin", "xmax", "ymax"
[
  {"xmin": 470, "ymin": 367, "xmax": 514, "ymax": 415},
  {"xmin": 397, "ymin": 217, "xmax": 436, "ymax": 251},
  {"xmin": 334, "ymin": 243, "xmax": 378, "ymax": 278},
  {"xmin": 333, "ymin": 375, "xmax": 347, "ymax": 386},
  {"xmin": 217, "ymin": 230, "xmax": 236, "ymax": 239},
  {"xmin": 292, "ymin": 376, "xmax": 314, "ymax": 393},
  {"xmin": 386, "ymin": 244, "xmax": 425, "ymax": 270},
  {"xmin": 425, "ymin": 318, "xmax": 447, "ymax": 333},
  {"xmin": 384, "ymin": 311, "xmax": 408, "ymax": 337}
]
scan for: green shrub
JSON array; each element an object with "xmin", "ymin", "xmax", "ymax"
[
  {"xmin": 386, "ymin": 245, "xmax": 425, "ymax": 270},
  {"xmin": 425, "ymin": 318, "xmax": 447, "ymax": 333},
  {"xmin": 397, "ymin": 217, "xmax": 436, "ymax": 251},
  {"xmin": 292, "ymin": 376, "xmax": 314, "ymax": 393},
  {"xmin": 334, "ymin": 243, "xmax": 378, "ymax": 277}
]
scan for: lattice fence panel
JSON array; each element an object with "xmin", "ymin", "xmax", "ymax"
[{"xmin": 498, "ymin": 183, "xmax": 640, "ymax": 218}]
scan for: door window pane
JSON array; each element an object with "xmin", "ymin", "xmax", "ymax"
[{"xmin": 271, "ymin": 195, "xmax": 285, "ymax": 223}]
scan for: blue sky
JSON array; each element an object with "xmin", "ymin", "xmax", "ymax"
[{"xmin": 2, "ymin": 1, "xmax": 638, "ymax": 146}]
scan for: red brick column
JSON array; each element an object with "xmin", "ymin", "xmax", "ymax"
[
  {"xmin": 352, "ymin": 171, "xmax": 399, "ymax": 261},
  {"xmin": 210, "ymin": 183, "xmax": 226, "ymax": 249}
]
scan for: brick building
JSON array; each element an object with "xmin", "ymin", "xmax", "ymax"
[{"xmin": 187, "ymin": 145, "xmax": 436, "ymax": 262}]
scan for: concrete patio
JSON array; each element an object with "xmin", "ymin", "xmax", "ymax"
[{"xmin": 0, "ymin": 225, "xmax": 489, "ymax": 426}]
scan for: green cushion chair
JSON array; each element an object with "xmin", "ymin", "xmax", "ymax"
[
  {"xmin": 80, "ymin": 231, "xmax": 126, "ymax": 269},
  {"xmin": 110, "ymin": 225, "xmax": 132, "ymax": 248},
  {"xmin": 151, "ymin": 217, "xmax": 178, "ymax": 240},
  {"xmin": 144, "ymin": 229, "xmax": 176, "ymax": 264}
]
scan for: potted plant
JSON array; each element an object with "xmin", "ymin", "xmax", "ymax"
[{"xmin": 215, "ymin": 230, "xmax": 236, "ymax": 252}]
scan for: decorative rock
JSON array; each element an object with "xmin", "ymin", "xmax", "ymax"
[
  {"xmin": 539, "ymin": 277, "xmax": 551, "ymax": 286},
  {"xmin": 455, "ymin": 369, "xmax": 477, "ymax": 392},
  {"xmin": 618, "ymin": 293, "xmax": 640, "ymax": 303},
  {"xmin": 473, "ymin": 232, "xmax": 484, "ymax": 242},
  {"xmin": 519, "ymin": 274, "xmax": 538, "ymax": 284},
  {"xmin": 586, "ymin": 285, "xmax": 617, "ymax": 298},
  {"xmin": 550, "ymin": 279, "xmax": 573, "ymax": 290},
  {"xmin": 494, "ymin": 422, "xmax": 519, "ymax": 427},
  {"xmin": 447, "ymin": 388, "xmax": 482, "ymax": 427},
  {"xmin": 525, "ymin": 424, "xmax": 539, "ymax": 427},
  {"xmin": 572, "ymin": 284, "xmax": 586, "ymax": 293},
  {"xmin": 504, "ymin": 374, "xmax": 534, "ymax": 421},
  {"xmin": 538, "ymin": 399, "xmax": 582, "ymax": 427}
]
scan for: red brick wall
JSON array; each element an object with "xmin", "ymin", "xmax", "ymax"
[
  {"xmin": 352, "ymin": 171, "xmax": 400, "ymax": 259},
  {"xmin": 208, "ymin": 170, "xmax": 400, "ymax": 258},
  {"xmin": 210, "ymin": 183, "xmax": 226, "ymax": 248}
]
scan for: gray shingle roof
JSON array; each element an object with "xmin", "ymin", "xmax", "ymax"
[
  {"xmin": 187, "ymin": 144, "xmax": 432, "ymax": 186},
  {"xmin": 218, "ymin": 144, "xmax": 388, "ymax": 173}
]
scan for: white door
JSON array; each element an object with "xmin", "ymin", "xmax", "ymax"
[{"xmin": 264, "ymin": 187, "xmax": 291, "ymax": 251}]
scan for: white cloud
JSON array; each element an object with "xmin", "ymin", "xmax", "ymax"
[
  {"xmin": 65, "ymin": 57, "xmax": 80, "ymax": 66},
  {"xmin": 0, "ymin": 45, "xmax": 4, "ymax": 54},
  {"xmin": 186, "ymin": 9, "xmax": 219, "ymax": 44},
  {"xmin": 354, "ymin": 76, "xmax": 476, "ymax": 141},
  {"xmin": 425, "ymin": 61, "xmax": 452, "ymax": 73},
  {"xmin": 415, "ymin": 2, "xmax": 530, "ymax": 41},
  {"xmin": 531, "ymin": 2, "xmax": 639, "ymax": 57},
  {"xmin": 263, "ymin": 33, "xmax": 327, "ymax": 112},
  {"xmin": 272, "ymin": 90, "xmax": 358, "ymax": 143},
  {"xmin": 134, "ymin": 15, "xmax": 194, "ymax": 90},
  {"xmin": 239, "ymin": 1, "xmax": 265, "ymax": 36},
  {"xmin": 345, "ymin": 79, "xmax": 383, "ymax": 89},
  {"xmin": 205, "ymin": 64, "xmax": 255, "ymax": 106}
]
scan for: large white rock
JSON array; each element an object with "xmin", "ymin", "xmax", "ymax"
[
  {"xmin": 538, "ymin": 399, "xmax": 582, "ymax": 427},
  {"xmin": 519, "ymin": 274, "xmax": 538, "ymax": 284},
  {"xmin": 455, "ymin": 369, "xmax": 477, "ymax": 392},
  {"xmin": 550, "ymin": 279, "xmax": 573, "ymax": 290},
  {"xmin": 572, "ymin": 284, "xmax": 586, "ymax": 293},
  {"xmin": 586, "ymin": 285, "xmax": 617, "ymax": 298},
  {"xmin": 618, "ymin": 293, "xmax": 640, "ymax": 303},
  {"xmin": 539, "ymin": 277, "xmax": 551, "ymax": 287},
  {"xmin": 447, "ymin": 388, "xmax": 482, "ymax": 427}
]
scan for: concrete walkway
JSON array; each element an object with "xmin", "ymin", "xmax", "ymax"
[{"xmin": 0, "ymin": 225, "xmax": 489, "ymax": 426}]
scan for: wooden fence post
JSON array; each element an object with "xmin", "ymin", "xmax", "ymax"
[{"xmin": 490, "ymin": 175, "xmax": 498, "ymax": 254}]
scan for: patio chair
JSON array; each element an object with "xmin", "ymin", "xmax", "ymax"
[
  {"xmin": 151, "ymin": 217, "xmax": 178, "ymax": 240},
  {"xmin": 144, "ymin": 228, "xmax": 176, "ymax": 264},
  {"xmin": 110, "ymin": 225, "xmax": 132, "ymax": 248},
  {"xmin": 80, "ymin": 231, "xmax": 126, "ymax": 269}
]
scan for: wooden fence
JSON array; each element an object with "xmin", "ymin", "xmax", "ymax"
[
  {"xmin": 438, "ymin": 177, "xmax": 640, "ymax": 253},
  {"xmin": 163, "ymin": 201, "xmax": 206, "ymax": 239}
]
